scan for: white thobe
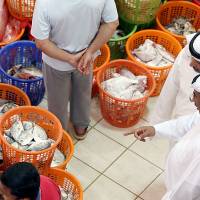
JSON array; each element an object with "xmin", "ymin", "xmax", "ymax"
[
  {"xmin": 150, "ymin": 45, "xmax": 198, "ymax": 125},
  {"xmin": 154, "ymin": 112, "xmax": 200, "ymax": 200}
]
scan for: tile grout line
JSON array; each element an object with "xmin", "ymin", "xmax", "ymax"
[
  {"xmin": 93, "ymin": 127, "xmax": 135, "ymax": 149},
  {"xmin": 137, "ymin": 172, "xmax": 163, "ymax": 197},
  {"xmin": 129, "ymin": 150, "xmax": 164, "ymax": 172}
]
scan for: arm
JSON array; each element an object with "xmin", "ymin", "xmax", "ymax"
[
  {"xmin": 77, "ymin": 0, "xmax": 119, "ymax": 74},
  {"xmin": 77, "ymin": 20, "xmax": 119, "ymax": 74},
  {"xmin": 154, "ymin": 112, "xmax": 199, "ymax": 140},
  {"xmin": 31, "ymin": 0, "xmax": 85, "ymax": 67},
  {"xmin": 125, "ymin": 112, "xmax": 200, "ymax": 141},
  {"xmin": 35, "ymin": 39, "xmax": 85, "ymax": 67}
]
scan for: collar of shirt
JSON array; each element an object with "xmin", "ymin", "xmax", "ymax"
[{"xmin": 36, "ymin": 189, "xmax": 41, "ymax": 200}]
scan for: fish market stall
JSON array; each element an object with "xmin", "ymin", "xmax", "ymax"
[
  {"xmin": 97, "ymin": 59, "xmax": 155, "ymax": 128},
  {"xmin": 156, "ymin": 1, "xmax": 200, "ymax": 46},
  {"xmin": 0, "ymin": 40, "xmax": 44, "ymax": 105},
  {"xmin": 126, "ymin": 29, "xmax": 182, "ymax": 96},
  {"xmin": 45, "ymin": 168, "xmax": 83, "ymax": 200},
  {"xmin": 0, "ymin": 106, "xmax": 63, "ymax": 173}
]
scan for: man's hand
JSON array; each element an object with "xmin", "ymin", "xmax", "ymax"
[
  {"xmin": 69, "ymin": 49, "xmax": 86, "ymax": 67},
  {"xmin": 124, "ymin": 126, "xmax": 156, "ymax": 142},
  {"xmin": 77, "ymin": 49, "xmax": 93, "ymax": 75}
]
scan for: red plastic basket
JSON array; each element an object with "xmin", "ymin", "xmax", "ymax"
[
  {"xmin": 126, "ymin": 29, "xmax": 182, "ymax": 96},
  {"xmin": 0, "ymin": 83, "xmax": 31, "ymax": 106},
  {"xmin": 0, "ymin": 28, "xmax": 25, "ymax": 48},
  {"xmin": 193, "ymin": 0, "xmax": 200, "ymax": 6},
  {"xmin": 45, "ymin": 168, "xmax": 83, "ymax": 200},
  {"xmin": 0, "ymin": 106, "xmax": 63, "ymax": 173},
  {"xmin": 6, "ymin": 0, "xmax": 35, "ymax": 21},
  {"xmin": 156, "ymin": 1, "xmax": 200, "ymax": 46},
  {"xmin": 96, "ymin": 59, "xmax": 156, "ymax": 128}
]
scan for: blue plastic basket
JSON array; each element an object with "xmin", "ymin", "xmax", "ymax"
[{"xmin": 0, "ymin": 41, "xmax": 44, "ymax": 105}]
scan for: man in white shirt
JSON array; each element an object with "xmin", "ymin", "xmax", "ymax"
[
  {"xmin": 31, "ymin": 0, "xmax": 119, "ymax": 139},
  {"xmin": 125, "ymin": 73, "xmax": 200, "ymax": 199},
  {"xmin": 150, "ymin": 32, "xmax": 200, "ymax": 125}
]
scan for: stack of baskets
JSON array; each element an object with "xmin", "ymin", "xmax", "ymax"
[
  {"xmin": 0, "ymin": 40, "xmax": 45, "ymax": 105},
  {"xmin": 97, "ymin": 59, "xmax": 155, "ymax": 128},
  {"xmin": 0, "ymin": 104, "xmax": 81, "ymax": 199},
  {"xmin": 126, "ymin": 29, "xmax": 182, "ymax": 96},
  {"xmin": 156, "ymin": 1, "xmax": 200, "ymax": 46}
]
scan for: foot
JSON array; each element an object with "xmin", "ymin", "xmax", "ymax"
[{"xmin": 73, "ymin": 126, "xmax": 88, "ymax": 140}]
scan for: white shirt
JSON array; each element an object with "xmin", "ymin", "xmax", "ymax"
[
  {"xmin": 150, "ymin": 45, "xmax": 198, "ymax": 124},
  {"xmin": 154, "ymin": 112, "xmax": 200, "ymax": 200},
  {"xmin": 31, "ymin": 0, "xmax": 118, "ymax": 71}
]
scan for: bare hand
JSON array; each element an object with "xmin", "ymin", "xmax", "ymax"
[
  {"xmin": 124, "ymin": 126, "xmax": 156, "ymax": 142},
  {"xmin": 77, "ymin": 50, "xmax": 93, "ymax": 75},
  {"xmin": 69, "ymin": 49, "xmax": 86, "ymax": 67}
]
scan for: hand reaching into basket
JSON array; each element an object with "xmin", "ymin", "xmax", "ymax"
[
  {"xmin": 77, "ymin": 49, "xmax": 93, "ymax": 75},
  {"xmin": 124, "ymin": 126, "xmax": 156, "ymax": 142}
]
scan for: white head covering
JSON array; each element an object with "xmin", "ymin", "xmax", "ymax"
[
  {"xmin": 189, "ymin": 32, "xmax": 200, "ymax": 62},
  {"xmin": 192, "ymin": 74, "xmax": 200, "ymax": 93}
]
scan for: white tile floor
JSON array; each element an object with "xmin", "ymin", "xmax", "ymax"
[{"xmin": 39, "ymin": 96, "xmax": 169, "ymax": 200}]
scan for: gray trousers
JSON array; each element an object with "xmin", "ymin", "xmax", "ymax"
[{"xmin": 43, "ymin": 63, "xmax": 93, "ymax": 131}]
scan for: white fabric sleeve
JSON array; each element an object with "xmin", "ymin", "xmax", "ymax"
[
  {"xmin": 149, "ymin": 49, "xmax": 184, "ymax": 124},
  {"xmin": 168, "ymin": 156, "xmax": 200, "ymax": 200},
  {"xmin": 31, "ymin": 0, "xmax": 50, "ymax": 40},
  {"xmin": 154, "ymin": 112, "xmax": 200, "ymax": 140},
  {"xmin": 102, "ymin": 0, "xmax": 118, "ymax": 23}
]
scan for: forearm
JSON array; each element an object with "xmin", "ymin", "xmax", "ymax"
[
  {"xmin": 87, "ymin": 20, "xmax": 119, "ymax": 54},
  {"xmin": 35, "ymin": 39, "xmax": 72, "ymax": 63}
]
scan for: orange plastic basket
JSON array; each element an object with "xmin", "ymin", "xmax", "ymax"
[
  {"xmin": 156, "ymin": 1, "xmax": 200, "ymax": 46},
  {"xmin": 0, "ymin": 83, "xmax": 31, "ymax": 106},
  {"xmin": 6, "ymin": 0, "xmax": 35, "ymax": 21},
  {"xmin": 0, "ymin": 106, "xmax": 63, "ymax": 173},
  {"xmin": 96, "ymin": 59, "xmax": 156, "ymax": 128},
  {"xmin": 92, "ymin": 44, "xmax": 110, "ymax": 97},
  {"xmin": 0, "ymin": 28, "xmax": 25, "ymax": 47},
  {"xmin": 126, "ymin": 29, "xmax": 182, "ymax": 96},
  {"xmin": 52, "ymin": 130, "xmax": 74, "ymax": 170},
  {"xmin": 45, "ymin": 168, "xmax": 83, "ymax": 200}
]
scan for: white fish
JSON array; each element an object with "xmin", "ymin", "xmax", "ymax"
[
  {"xmin": 22, "ymin": 121, "xmax": 34, "ymax": 130},
  {"xmin": 9, "ymin": 120, "xmax": 24, "ymax": 142},
  {"xmin": 132, "ymin": 91, "xmax": 144, "ymax": 99},
  {"xmin": 155, "ymin": 44, "xmax": 175, "ymax": 63},
  {"xmin": 17, "ymin": 129, "xmax": 34, "ymax": 146},
  {"xmin": 119, "ymin": 68, "xmax": 136, "ymax": 80},
  {"xmin": 33, "ymin": 124, "xmax": 48, "ymax": 142},
  {"xmin": 146, "ymin": 53, "xmax": 163, "ymax": 66},
  {"xmin": 4, "ymin": 135, "xmax": 15, "ymax": 144},
  {"xmin": 102, "ymin": 76, "xmax": 138, "ymax": 94},
  {"xmin": 133, "ymin": 39, "xmax": 157, "ymax": 62},
  {"xmin": 59, "ymin": 187, "xmax": 74, "ymax": 200},
  {"xmin": 27, "ymin": 140, "xmax": 52, "ymax": 151},
  {"xmin": 51, "ymin": 148, "xmax": 65, "ymax": 167}
]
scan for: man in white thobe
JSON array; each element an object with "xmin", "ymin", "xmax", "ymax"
[
  {"xmin": 150, "ymin": 32, "xmax": 200, "ymax": 125},
  {"xmin": 125, "ymin": 73, "xmax": 200, "ymax": 199}
]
